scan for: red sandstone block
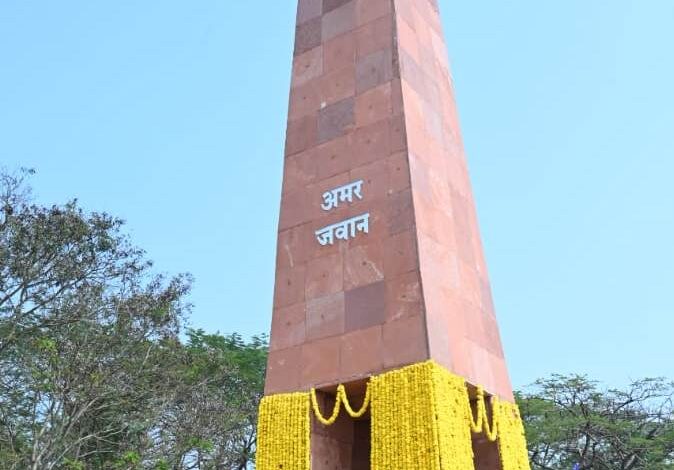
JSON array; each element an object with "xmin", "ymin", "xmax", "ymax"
[
  {"xmin": 301, "ymin": 337, "xmax": 341, "ymax": 387},
  {"xmin": 323, "ymin": 32, "xmax": 356, "ymax": 73},
  {"xmin": 285, "ymin": 115, "xmax": 318, "ymax": 157},
  {"xmin": 356, "ymin": 0, "xmax": 390, "ymax": 26},
  {"xmin": 422, "ymin": 73, "xmax": 442, "ymax": 111},
  {"xmin": 424, "ymin": 304, "xmax": 453, "ymax": 371},
  {"xmin": 356, "ymin": 14, "xmax": 393, "ymax": 59},
  {"xmin": 292, "ymin": 46, "xmax": 323, "ymax": 89},
  {"xmin": 479, "ymin": 277, "xmax": 497, "ymax": 319},
  {"xmin": 265, "ymin": 346, "xmax": 302, "ymax": 394},
  {"xmin": 414, "ymin": 198, "xmax": 456, "ymax": 250},
  {"xmin": 273, "ymin": 265, "xmax": 306, "ymax": 309},
  {"xmin": 270, "ymin": 303, "xmax": 307, "ymax": 352},
  {"xmin": 458, "ymin": 260, "xmax": 482, "ymax": 310},
  {"xmin": 320, "ymin": 65, "xmax": 356, "ymax": 106},
  {"xmin": 295, "ymin": 17, "xmax": 322, "ymax": 56},
  {"xmin": 288, "ymin": 79, "xmax": 321, "ymax": 121},
  {"xmin": 323, "ymin": 0, "xmax": 351, "ymax": 15},
  {"xmin": 315, "ymin": 133, "xmax": 356, "ymax": 180},
  {"xmin": 355, "ymin": 48, "xmax": 393, "ymax": 94},
  {"xmin": 385, "ymin": 270, "xmax": 423, "ymax": 322},
  {"xmin": 383, "ymin": 315, "xmax": 428, "ymax": 369},
  {"xmin": 387, "ymin": 151, "xmax": 411, "ymax": 192},
  {"xmin": 482, "ymin": 320, "xmax": 505, "ymax": 361},
  {"xmin": 297, "ymin": 0, "xmax": 322, "ymax": 26},
  {"xmin": 422, "ymin": 101, "xmax": 444, "ymax": 145},
  {"xmin": 399, "ymin": 51, "xmax": 427, "ymax": 101},
  {"xmin": 305, "ymin": 252, "xmax": 344, "ymax": 300},
  {"xmin": 417, "ymin": 234, "xmax": 460, "ymax": 292},
  {"xmin": 385, "ymin": 188, "xmax": 414, "ymax": 235},
  {"xmin": 276, "ymin": 225, "xmax": 305, "ymax": 270},
  {"xmin": 395, "ymin": 12, "xmax": 420, "ymax": 63},
  {"xmin": 349, "ymin": 158, "xmax": 389, "ymax": 201},
  {"xmin": 352, "ymin": 119, "xmax": 391, "ymax": 166},
  {"xmin": 418, "ymin": 41, "xmax": 439, "ymax": 79},
  {"xmin": 400, "ymin": 79, "xmax": 425, "ymax": 129},
  {"xmin": 394, "ymin": 0, "xmax": 415, "ymax": 28},
  {"xmin": 279, "ymin": 188, "xmax": 312, "ymax": 229},
  {"xmin": 343, "ymin": 242, "xmax": 384, "ymax": 290},
  {"xmin": 318, "ymin": 97, "xmax": 355, "ymax": 143},
  {"xmin": 414, "ymin": 0, "xmax": 443, "ymax": 34},
  {"xmin": 451, "ymin": 190, "xmax": 476, "ymax": 265},
  {"xmin": 282, "ymin": 149, "xmax": 318, "ymax": 194},
  {"xmin": 429, "ymin": 27, "xmax": 450, "ymax": 72},
  {"xmin": 383, "ymin": 229, "xmax": 418, "ymax": 277},
  {"xmin": 354, "ymin": 82, "xmax": 392, "ymax": 128},
  {"xmin": 306, "ymin": 292, "xmax": 346, "ymax": 341},
  {"xmin": 322, "ymin": 1, "xmax": 356, "ymax": 42},
  {"xmin": 463, "ymin": 297, "xmax": 487, "ymax": 346},
  {"xmin": 414, "ymin": 10, "xmax": 432, "ymax": 57},
  {"xmin": 344, "ymin": 280, "xmax": 386, "ymax": 332},
  {"xmin": 340, "ymin": 325, "xmax": 384, "ymax": 379}
]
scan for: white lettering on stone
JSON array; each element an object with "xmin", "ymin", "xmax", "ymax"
[
  {"xmin": 315, "ymin": 213, "xmax": 370, "ymax": 246},
  {"xmin": 321, "ymin": 180, "xmax": 364, "ymax": 211}
]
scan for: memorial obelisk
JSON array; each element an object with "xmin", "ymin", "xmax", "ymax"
[{"xmin": 257, "ymin": 1, "xmax": 530, "ymax": 469}]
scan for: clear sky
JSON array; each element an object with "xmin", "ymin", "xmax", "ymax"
[{"xmin": 1, "ymin": 1, "xmax": 672, "ymax": 390}]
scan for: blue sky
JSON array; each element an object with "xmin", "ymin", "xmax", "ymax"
[{"xmin": 1, "ymin": 1, "xmax": 672, "ymax": 390}]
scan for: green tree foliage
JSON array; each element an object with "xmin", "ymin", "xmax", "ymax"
[
  {"xmin": 518, "ymin": 374, "xmax": 674, "ymax": 470},
  {"xmin": 149, "ymin": 331, "xmax": 267, "ymax": 469},
  {"xmin": 0, "ymin": 170, "xmax": 267, "ymax": 469}
]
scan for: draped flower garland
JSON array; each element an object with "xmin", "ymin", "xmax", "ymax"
[
  {"xmin": 256, "ymin": 392, "xmax": 310, "ymax": 470},
  {"xmin": 256, "ymin": 361, "xmax": 530, "ymax": 470}
]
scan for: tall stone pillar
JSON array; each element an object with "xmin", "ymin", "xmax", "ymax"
[{"xmin": 259, "ymin": 1, "xmax": 529, "ymax": 469}]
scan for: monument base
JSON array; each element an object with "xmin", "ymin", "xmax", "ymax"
[{"xmin": 257, "ymin": 361, "xmax": 530, "ymax": 470}]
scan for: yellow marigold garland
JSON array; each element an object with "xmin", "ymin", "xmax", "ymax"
[
  {"xmin": 469, "ymin": 386, "xmax": 486, "ymax": 433},
  {"xmin": 341, "ymin": 383, "xmax": 371, "ymax": 418},
  {"xmin": 309, "ymin": 383, "xmax": 372, "ymax": 425},
  {"xmin": 256, "ymin": 361, "xmax": 531, "ymax": 470},
  {"xmin": 310, "ymin": 386, "xmax": 342, "ymax": 425},
  {"xmin": 481, "ymin": 391, "xmax": 499, "ymax": 443},
  {"xmin": 371, "ymin": 362, "xmax": 441, "ymax": 469},
  {"xmin": 431, "ymin": 363, "xmax": 476, "ymax": 470},
  {"xmin": 256, "ymin": 392, "xmax": 310, "ymax": 470},
  {"xmin": 495, "ymin": 400, "xmax": 531, "ymax": 470}
]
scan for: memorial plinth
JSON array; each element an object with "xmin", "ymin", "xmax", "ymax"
[{"xmin": 257, "ymin": 1, "xmax": 530, "ymax": 469}]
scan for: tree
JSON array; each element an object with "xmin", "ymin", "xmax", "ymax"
[
  {"xmin": 149, "ymin": 331, "xmax": 267, "ymax": 470},
  {"xmin": 0, "ymin": 169, "xmax": 268, "ymax": 469},
  {"xmin": 0, "ymin": 168, "xmax": 192, "ymax": 469},
  {"xmin": 517, "ymin": 374, "xmax": 674, "ymax": 470}
]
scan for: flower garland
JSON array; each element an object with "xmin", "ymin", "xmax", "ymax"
[
  {"xmin": 309, "ymin": 383, "xmax": 371, "ymax": 425},
  {"xmin": 370, "ymin": 362, "xmax": 442, "ymax": 469},
  {"xmin": 256, "ymin": 361, "xmax": 530, "ymax": 470},
  {"xmin": 472, "ymin": 386, "xmax": 499, "ymax": 442},
  {"xmin": 256, "ymin": 392, "xmax": 310, "ymax": 470},
  {"xmin": 495, "ymin": 400, "xmax": 531, "ymax": 470},
  {"xmin": 430, "ymin": 363, "xmax": 477, "ymax": 470},
  {"xmin": 341, "ymin": 383, "xmax": 371, "ymax": 418}
]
